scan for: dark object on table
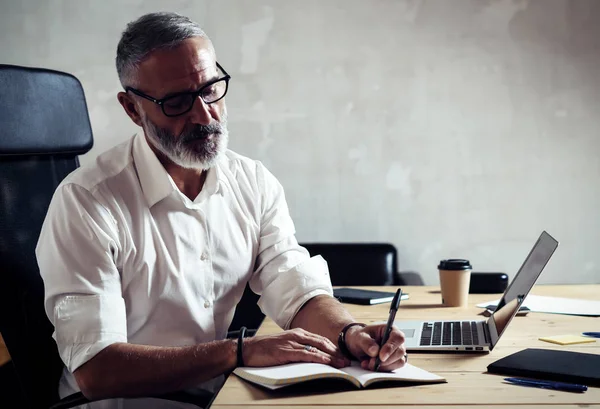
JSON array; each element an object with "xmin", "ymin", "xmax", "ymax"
[
  {"xmin": 488, "ymin": 348, "xmax": 600, "ymax": 386},
  {"xmin": 333, "ymin": 287, "xmax": 409, "ymax": 305},
  {"xmin": 469, "ymin": 272, "xmax": 509, "ymax": 294}
]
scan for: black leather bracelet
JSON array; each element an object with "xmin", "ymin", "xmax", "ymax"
[
  {"xmin": 338, "ymin": 322, "xmax": 366, "ymax": 360},
  {"xmin": 237, "ymin": 326, "xmax": 247, "ymax": 367}
]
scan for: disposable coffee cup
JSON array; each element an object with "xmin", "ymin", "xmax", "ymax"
[{"xmin": 438, "ymin": 259, "xmax": 472, "ymax": 307}]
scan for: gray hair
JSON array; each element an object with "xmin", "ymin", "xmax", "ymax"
[{"xmin": 116, "ymin": 12, "xmax": 209, "ymax": 88}]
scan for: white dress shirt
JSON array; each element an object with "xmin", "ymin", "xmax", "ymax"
[{"xmin": 36, "ymin": 132, "xmax": 333, "ymax": 400}]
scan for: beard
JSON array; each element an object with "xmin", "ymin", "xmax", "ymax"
[{"xmin": 142, "ymin": 113, "xmax": 229, "ymax": 170}]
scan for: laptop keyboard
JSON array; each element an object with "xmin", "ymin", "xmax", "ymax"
[{"xmin": 420, "ymin": 321, "xmax": 480, "ymax": 346}]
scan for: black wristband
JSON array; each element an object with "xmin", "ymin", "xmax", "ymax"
[
  {"xmin": 338, "ymin": 322, "xmax": 366, "ymax": 360},
  {"xmin": 237, "ymin": 326, "xmax": 247, "ymax": 367}
]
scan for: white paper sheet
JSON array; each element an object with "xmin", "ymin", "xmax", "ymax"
[{"xmin": 477, "ymin": 294, "xmax": 600, "ymax": 316}]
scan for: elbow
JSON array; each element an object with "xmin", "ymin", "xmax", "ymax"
[
  {"xmin": 72, "ymin": 343, "xmax": 125, "ymax": 400},
  {"xmin": 74, "ymin": 371, "xmax": 103, "ymax": 401},
  {"xmin": 73, "ymin": 363, "xmax": 113, "ymax": 401}
]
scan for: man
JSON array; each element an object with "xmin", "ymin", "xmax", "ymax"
[{"xmin": 36, "ymin": 11, "xmax": 406, "ymax": 406}]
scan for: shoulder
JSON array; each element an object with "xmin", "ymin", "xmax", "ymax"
[
  {"xmin": 50, "ymin": 136, "xmax": 139, "ymax": 223},
  {"xmin": 219, "ymin": 149, "xmax": 261, "ymax": 175},
  {"xmin": 60, "ymin": 137, "xmax": 135, "ymax": 193},
  {"xmin": 217, "ymin": 149, "xmax": 282, "ymax": 193}
]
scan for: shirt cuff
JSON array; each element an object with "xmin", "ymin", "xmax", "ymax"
[
  {"xmin": 54, "ymin": 294, "xmax": 127, "ymax": 372},
  {"xmin": 258, "ymin": 255, "xmax": 333, "ymax": 329}
]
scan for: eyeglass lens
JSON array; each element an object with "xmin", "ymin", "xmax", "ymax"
[{"xmin": 162, "ymin": 79, "xmax": 228, "ymax": 116}]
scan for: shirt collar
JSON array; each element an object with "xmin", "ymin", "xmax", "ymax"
[{"xmin": 133, "ymin": 133, "xmax": 226, "ymax": 208}]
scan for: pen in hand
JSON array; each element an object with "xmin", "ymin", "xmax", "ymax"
[{"xmin": 374, "ymin": 288, "xmax": 403, "ymax": 372}]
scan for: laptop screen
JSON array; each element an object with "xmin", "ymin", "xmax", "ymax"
[{"xmin": 487, "ymin": 231, "xmax": 559, "ymax": 350}]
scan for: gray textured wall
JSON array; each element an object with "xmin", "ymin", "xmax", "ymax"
[{"xmin": 2, "ymin": 0, "xmax": 599, "ymax": 285}]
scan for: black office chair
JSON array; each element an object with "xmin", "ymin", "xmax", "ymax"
[
  {"xmin": 228, "ymin": 287, "xmax": 262, "ymax": 337},
  {"xmin": 0, "ymin": 65, "xmax": 210, "ymax": 409},
  {"xmin": 302, "ymin": 243, "xmax": 424, "ymax": 286},
  {"xmin": 302, "ymin": 242, "xmax": 398, "ymax": 285},
  {"xmin": 228, "ymin": 242, "xmax": 423, "ymax": 336}
]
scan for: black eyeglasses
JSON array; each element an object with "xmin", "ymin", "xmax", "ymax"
[{"xmin": 126, "ymin": 62, "xmax": 231, "ymax": 117}]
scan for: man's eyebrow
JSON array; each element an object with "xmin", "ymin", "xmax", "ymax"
[{"xmin": 162, "ymin": 74, "xmax": 221, "ymax": 99}]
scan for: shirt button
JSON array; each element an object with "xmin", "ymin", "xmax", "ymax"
[
  {"xmin": 204, "ymin": 300, "xmax": 211, "ymax": 308},
  {"xmin": 200, "ymin": 252, "xmax": 209, "ymax": 261}
]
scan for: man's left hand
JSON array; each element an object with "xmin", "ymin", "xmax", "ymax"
[{"xmin": 344, "ymin": 324, "xmax": 407, "ymax": 371}]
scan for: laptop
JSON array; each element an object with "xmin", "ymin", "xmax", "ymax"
[{"xmin": 397, "ymin": 231, "xmax": 559, "ymax": 352}]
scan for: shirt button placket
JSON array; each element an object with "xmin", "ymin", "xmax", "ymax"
[{"xmin": 197, "ymin": 208, "xmax": 215, "ymax": 318}]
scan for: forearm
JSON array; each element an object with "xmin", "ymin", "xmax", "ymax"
[
  {"xmin": 74, "ymin": 339, "xmax": 237, "ymax": 400},
  {"xmin": 290, "ymin": 295, "xmax": 355, "ymax": 344}
]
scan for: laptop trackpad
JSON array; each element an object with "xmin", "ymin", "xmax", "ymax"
[{"xmin": 398, "ymin": 329, "xmax": 415, "ymax": 338}]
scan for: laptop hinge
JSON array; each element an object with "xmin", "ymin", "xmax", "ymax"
[{"xmin": 482, "ymin": 322, "xmax": 491, "ymax": 345}]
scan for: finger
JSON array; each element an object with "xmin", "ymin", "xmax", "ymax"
[
  {"xmin": 289, "ymin": 341, "xmax": 347, "ymax": 368},
  {"xmin": 354, "ymin": 330, "xmax": 381, "ymax": 359},
  {"xmin": 292, "ymin": 329, "xmax": 351, "ymax": 366},
  {"xmin": 379, "ymin": 345, "xmax": 406, "ymax": 367},
  {"xmin": 378, "ymin": 330, "xmax": 406, "ymax": 362},
  {"xmin": 358, "ymin": 325, "xmax": 403, "ymax": 359},
  {"xmin": 360, "ymin": 359, "xmax": 369, "ymax": 370},
  {"xmin": 293, "ymin": 329, "xmax": 342, "ymax": 358},
  {"xmin": 388, "ymin": 328, "xmax": 406, "ymax": 344},
  {"xmin": 377, "ymin": 351, "xmax": 408, "ymax": 372},
  {"xmin": 363, "ymin": 325, "xmax": 405, "ymax": 344},
  {"xmin": 366, "ymin": 356, "xmax": 377, "ymax": 371}
]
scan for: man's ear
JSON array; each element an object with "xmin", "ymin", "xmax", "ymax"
[{"xmin": 117, "ymin": 92, "xmax": 143, "ymax": 127}]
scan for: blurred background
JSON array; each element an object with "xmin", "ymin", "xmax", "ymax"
[{"xmin": 1, "ymin": 0, "xmax": 599, "ymax": 285}]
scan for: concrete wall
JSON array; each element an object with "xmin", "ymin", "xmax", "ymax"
[{"xmin": 1, "ymin": 0, "xmax": 599, "ymax": 285}]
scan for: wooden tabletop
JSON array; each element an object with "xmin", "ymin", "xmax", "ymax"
[{"xmin": 212, "ymin": 285, "xmax": 600, "ymax": 409}]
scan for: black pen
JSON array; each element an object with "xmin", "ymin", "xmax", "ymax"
[{"xmin": 374, "ymin": 288, "xmax": 402, "ymax": 371}]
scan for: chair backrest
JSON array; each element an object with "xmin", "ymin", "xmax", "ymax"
[
  {"xmin": 302, "ymin": 242, "xmax": 397, "ymax": 286},
  {"xmin": 0, "ymin": 65, "xmax": 93, "ymax": 408}
]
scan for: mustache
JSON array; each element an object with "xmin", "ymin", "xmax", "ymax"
[{"xmin": 181, "ymin": 123, "xmax": 224, "ymax": 142}]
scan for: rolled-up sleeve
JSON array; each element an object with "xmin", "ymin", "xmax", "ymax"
[
  {"xmin": 36, "ymin": 183, "xmax": 127, "ymax": 373},
  {"xmin": 249, "ymin": 163, "xmax": 333, "ymax": 329}
]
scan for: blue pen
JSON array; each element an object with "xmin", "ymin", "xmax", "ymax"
[
  {"xmin": 504, "ymin": 377, "xmax": 587, "ymax": 393},
  {"xmin": 582, "ymin": 332, "xmax": 600, "ymax": 338}
]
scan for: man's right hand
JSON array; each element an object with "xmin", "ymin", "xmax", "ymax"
[{"xmin": 242, "ymin": 328, "xmax": 350, "ymax": 368}]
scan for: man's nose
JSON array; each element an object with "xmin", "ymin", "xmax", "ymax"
[{"xmin": 189, "ymin": 96, "xmax": 215, "ymax": 125}]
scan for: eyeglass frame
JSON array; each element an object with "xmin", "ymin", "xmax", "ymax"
[{"xmin": 125, "ymin": 62, "xmax": 231, "ymax": 117}]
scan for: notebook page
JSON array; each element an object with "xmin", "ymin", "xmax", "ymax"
[
  {"xmin": 340, "ymin": 362, "xmax": 445, "ymax": 387},
  {"xmin": 234, "ymin": 362, "xmax": 350, "ymax": 388}
]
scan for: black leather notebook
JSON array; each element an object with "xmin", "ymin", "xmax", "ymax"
[
  {"xmin": 487, "ymin": 348, "xmax": 600, "ymax": 386},
  {"xmin": 333, "ymin": 288, "xmax": 409, "ymax": 305}
]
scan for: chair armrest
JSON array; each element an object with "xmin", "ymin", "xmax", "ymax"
[
  {"xmin": 49, "ymin": 392, "xmax": 88, "ymax": 409},
  {"xmin": 50, "ymin": 389, "xmax": 214, "ymax": 409}
]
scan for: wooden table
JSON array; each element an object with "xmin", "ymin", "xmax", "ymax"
[{"xmin": 212, "ymin": 285, "xmax": 600, "ymax": 409}]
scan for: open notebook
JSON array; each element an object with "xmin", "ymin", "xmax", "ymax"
[{"xmin": 233, "ymin": 361, "xmax": 446, "ymax": 390}]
